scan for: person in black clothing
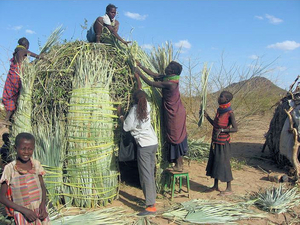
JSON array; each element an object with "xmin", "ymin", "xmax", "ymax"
[{"xmin": 0, "ymin": 133, "xmax": 11, "ymax": 168}]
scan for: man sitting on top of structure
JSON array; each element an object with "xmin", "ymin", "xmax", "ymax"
[{"xmin": 87, "ymin": 4, "xmax": 131, "ymax": 46}]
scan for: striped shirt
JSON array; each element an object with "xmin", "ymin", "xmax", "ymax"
[
  {"xmin": 0, "ymin": 159, "xmax": 50, "ymax": 225},
  {"xmin": 212, "ymin": 110, "xmax": 232, "ymax": 145}
]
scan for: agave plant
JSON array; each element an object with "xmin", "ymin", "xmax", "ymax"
[{"xmin": 252, "ymin": 185, "xmax": 300, "ymax": 214}]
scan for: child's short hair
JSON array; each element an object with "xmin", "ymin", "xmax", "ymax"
[
  {"xmin": 221, "ymin": 91, "xmax": 233, "ymax": 102},
  {"xmin": 18, "ymin": 37, "xmax": 29, "ymax": 47},
  {"xmin": 106, "ymin": 4, "xmax": 117, "ymax": 13},
  {"xmin": 2, "ymin": 133, "xmax": 9, "ymax": 143},
  {"xmin": 169, "ymin": 61, "xmax": 183, "ymax": 75},
  {"xmin": 15, "ymin": 132, "xmax": 35, "ymax": 147}
]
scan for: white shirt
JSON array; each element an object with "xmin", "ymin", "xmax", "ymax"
[
  {"xmin": 123, "ymin": 102, "xmax": 158, "ymax": 147},
  {"xmin": 102, "ymin": 14, "xmax": 116, "ymax": 26}
]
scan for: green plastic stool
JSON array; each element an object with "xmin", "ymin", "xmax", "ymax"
[{"xmin": 166, "ymin": 170, "xmax": 190, "ymax": 200}]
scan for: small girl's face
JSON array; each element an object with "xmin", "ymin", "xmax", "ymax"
[
  {"xmin": 16, "ymin": 138, "xmax": 35, "ymax": 162},
  {"xmin": 218, "ymin": 93, "xmax": 228, "ymax": 104}
]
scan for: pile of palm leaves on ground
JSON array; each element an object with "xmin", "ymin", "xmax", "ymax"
[
  {"xmin": 162, "ymin": 199, "xmax": 266, "ymax": 224},
  {"xmin": 50, "ymin": 207, "xmax": 134, "ymax": 225}
]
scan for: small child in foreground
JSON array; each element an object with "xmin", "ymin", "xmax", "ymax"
[
  {"xmin": 204, "ymin": 91, "xmax": 238, "ymax": 196},
  {"xmin": 0, "ymin": 132, "xmax": 50, "ymax": 224},
  {"xmin": 2, "ymin": 37, "xmax": 43, "ymax": 127}
]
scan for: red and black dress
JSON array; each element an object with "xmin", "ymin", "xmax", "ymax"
[
  {"xmin": 2, "ymin": 59, "xmax": 21, "ymax": 112},
  {"xmin": 206, "ymin": 103, "xmax": 233, "ymax": 182}
]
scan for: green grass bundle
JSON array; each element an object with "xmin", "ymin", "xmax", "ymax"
[
  {"xmin": 11, "ymin": 60, "xmax": 35, "ymax": 135},
  {"xmin": 198, "ymin": 63, "xmax": 211, "ymax": 127},
  {"xmin": 64, "ymin": 50, "xmax": 119, "ymax": 207}
]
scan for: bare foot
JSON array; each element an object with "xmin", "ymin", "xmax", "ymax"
[
  {"xmin": 204, "ymin": 187, "xmax": 220, "ymax": 193},
  {"xmin": 173, "ymin": 165, "xmax": 183, "ymax": 172},
  {"xmin": 218, "ymin": 191, "xmax": 233, "ymax": 196}
]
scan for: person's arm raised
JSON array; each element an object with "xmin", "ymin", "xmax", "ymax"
[
  {"xmin": 204, "ymin": 110, "xmax": 214, "ymax": 126},
  {"xmin": 134, "ymin": 72, "xmax": 142, "ymax": 90},
  {"xmin": 26, "ymin": 50, "xmax": 44, "ymax": 60},
  {"xmin": 136, "ymin": 61, "xmax": 160, "ymax": 78},
  {"xmin": 135, "ymin": 67, "xmax": 173, "ymax": 89}
]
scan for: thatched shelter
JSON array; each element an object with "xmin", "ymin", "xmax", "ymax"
[
  {"xmin": 10, "ymin": 39, "xmax": 172, "ymax": 208},
  {"xmin": 264, "ymin": 76, "xmax": 300, "ymax": 179}
]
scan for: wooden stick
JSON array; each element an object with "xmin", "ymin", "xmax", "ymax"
[{"xmin": 284, "ymin": 107, "xmax": 300, "ymax": 180}]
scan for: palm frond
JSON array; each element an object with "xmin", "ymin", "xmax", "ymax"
[
  {"xmin": 40, "ymin": 25, "xmax": 64, "ymax": 54},
  {"xmin": 162, "ymin": 199, "xmax": 266, "ymax": 224}
]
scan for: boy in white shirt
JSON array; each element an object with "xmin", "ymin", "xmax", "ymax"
[{"xmin": 87, "ymin": 4, "xmax": 130, "ymax": 45}]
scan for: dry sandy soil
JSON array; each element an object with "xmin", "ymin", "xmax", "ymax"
[
  {"xmin": 112, "ymin": 114, "xmax": 300, "ymax": 225},
  {"xmin": 0, "ymin": 114, "xmax": 299, "ymax": 225}
]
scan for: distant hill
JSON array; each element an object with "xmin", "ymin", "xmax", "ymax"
[
  {"xmin": 226, "ymin": 76, "xmax": 287, "ymax": 115},
  {"xmin": 226, "ymin": 76, "xmax": 286, "ymax": 96},
  {"xmin": 205, "ymin": 76, "xmax": 287, "ymax": 117}
]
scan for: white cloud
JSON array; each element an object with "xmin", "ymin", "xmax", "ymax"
[
  {"xmin": 265, "ymin": 14, "xmax": 283, "ymax": 24},
  {"xmin": 124, "ymin": 12, "xmax": 147, "ymax": 21},
  {"xmin": 267, "ymin": 40, "xmax": 300, "ymax": 51},
  {"xmin": 249, "ymin": 55, "xmax": 259, "ymax": 60},
  {"xmin": 25, "ymin": 29, "xmax": 36, "ymax": 34},
  {"xmin": 174, "ymin": 40, "xmax": 191, "ymax": 49},
  {"xmin": 12, "ymin": 26, "xmax": 22, "ymax": 31},
  {"xmin": 141, "ymin": 44, "xmax": 152, "ymax": 50},
  {"xmin": 254, "ymin": 15, "xmax": 263, "ymax": 20}
]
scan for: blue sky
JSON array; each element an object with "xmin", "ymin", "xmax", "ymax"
[{"xmin": 0, "ymin": 0, "xmax": 299, "ymax": 94}]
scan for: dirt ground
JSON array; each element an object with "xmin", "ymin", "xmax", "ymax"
[
  {"xmin": 112, "ymin": 114, "xmax": 300, "ymax": 225},
  {"xmin": 0, "ymin": 114, "xmax": 299, "ymax": 224}
]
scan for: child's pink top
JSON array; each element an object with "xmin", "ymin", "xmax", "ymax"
[{"xmin": 0, "ymin": 158, "xmax": 50, "ymax": 225}]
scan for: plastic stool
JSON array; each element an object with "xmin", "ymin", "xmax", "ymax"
[{"xmin": 166, "ymin": 170, "xmax": 190, "ymax": 200}]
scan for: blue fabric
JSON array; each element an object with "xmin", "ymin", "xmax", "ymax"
[
  {"xmin": 217, "ymin": 106, "xmax": 232, "ymax": 114},
  {"xmin": 86, "ymin": 24, "xmax": 96, "ymax": 42},
  {"xmin": 168, "ymin": 135, "xmax": 188, "ymax": 162}
]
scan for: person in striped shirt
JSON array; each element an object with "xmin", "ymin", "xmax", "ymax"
[
  {"xmin": 204, "ymin": 91, "xmax": 238, "ymax": 196},
  {"xmin": 1, "ymin": 37, "xmax": 43, "ymax": 127},
  {"xmin": 0, "ymin": 133, "xmax": 49, "ymax": 224}
]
